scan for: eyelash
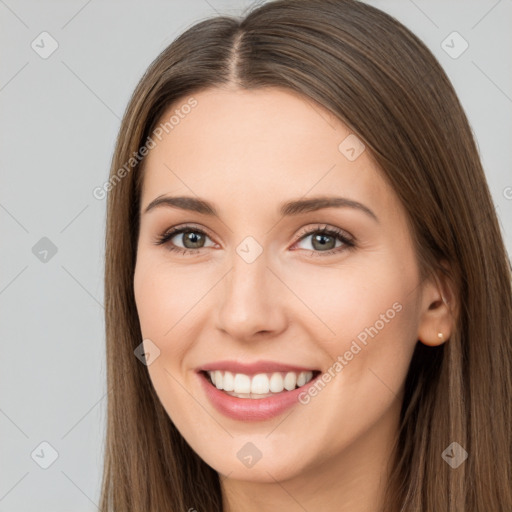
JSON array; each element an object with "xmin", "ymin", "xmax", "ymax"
[{"xmin": 153, "ymin": 223, "xmax": 356, "ymax": 257}]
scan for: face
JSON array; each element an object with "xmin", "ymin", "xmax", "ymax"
[{"xmin": 133, "ymin": 86, "xmax": 430, "ymax": 483}]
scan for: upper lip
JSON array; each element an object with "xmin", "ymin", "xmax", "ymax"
[{"xmin": 197, "ymin": 360, "xmax": 320, "ymax": 375}]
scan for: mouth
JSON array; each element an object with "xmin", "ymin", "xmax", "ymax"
[{"xmin": 200, "ymin": 369, "xmax": 322, "ymax": 399}]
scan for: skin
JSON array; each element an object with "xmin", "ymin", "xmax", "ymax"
[{"xmin": 133, "ymin": 86, "xmax": 456, "ymax": 512}]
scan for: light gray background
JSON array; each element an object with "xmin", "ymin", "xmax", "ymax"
[{"xmin": 1, "ymin": 1, "xmax": 511, "ymax": 510}]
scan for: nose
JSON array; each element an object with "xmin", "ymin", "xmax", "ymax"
[{"xmin": 215, "ymin": 250, "xmax": 288, "ymax": 341}]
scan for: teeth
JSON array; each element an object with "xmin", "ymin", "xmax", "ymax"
[
  {"xmin": 223, "ymin": 371, "xmax": 234, "ymax": 391},
  {"xmin": 251, "ymin": 373, "xmax": 269, "ymax": 394},
  {"xmin": 269, "ymin": 372, "xmax": 284, "ymax": 393},
  {"xmin": 206, "ymin": 370, "xmax": 315, "ymax": 396},
  {"xmin": 234, "ymin": 373, "xmax": 251, "ymax": 393}
]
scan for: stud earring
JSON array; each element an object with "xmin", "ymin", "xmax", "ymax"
[{"xmin": 437, "ymin": 332, "xmax": 444, "ymax": 341}]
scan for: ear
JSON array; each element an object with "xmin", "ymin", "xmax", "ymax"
[{"xmin": 417, "ymin": 260, "xmax": 457, "ymax": 347}]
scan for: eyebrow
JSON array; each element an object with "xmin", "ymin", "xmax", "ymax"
[{"xmin": 143, "ymin": 195, "xmax": 378, "ymax": 222}]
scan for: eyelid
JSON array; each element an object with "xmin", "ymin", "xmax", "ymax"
[
  {"xmin": 293, "ymin": 223, "xmax": 353, "ymax": 244},
  {"xmin": 154, "ymin": 223, "xmax": 217, "ymax": 248},
  {"xmin": 290, "ymin": 223, "xmax": 355, "ymax": 255}
]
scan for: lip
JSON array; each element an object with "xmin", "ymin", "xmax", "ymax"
[
  {"xmin": 197, "ymin": 369, "xmax": 322, "ymax": 421},
  {"xmin": 197, "ymin": 359, "xmax": 319, "ymax": 375}
]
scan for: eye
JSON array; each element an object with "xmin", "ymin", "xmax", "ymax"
[
  {"xmin": 153, "ymin": 223, "xmax": 356, "ymax": 257},
  {"xmin": 291, "ymin": 224, "xmax": 356, "ymax": 257},
  {"xmin": 153, "ymin": 224, "xmax": 216, "ymax": 255}
]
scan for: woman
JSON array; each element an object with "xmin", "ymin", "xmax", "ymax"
[{"xmin": 99, "ymin": 0, "xmax": 512, "ymax": 510}]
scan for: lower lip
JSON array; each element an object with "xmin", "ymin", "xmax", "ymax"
[{"xmin": 197, "ymin": 371, "xmax": 320, "ymax": 421}]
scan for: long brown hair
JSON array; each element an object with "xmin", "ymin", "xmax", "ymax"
[{"xmin": 100, "ymin": 0, "xmax": 512, "ymax": 510}]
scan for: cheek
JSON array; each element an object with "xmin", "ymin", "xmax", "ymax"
[
  {"xmin": 133, "ymin": 255, "xmax": 206, "ymax": 342},
  {"xmin": 283, "ymin": 253, "xmax": 413, "ymax": 330},
  {"xmin": 133, "ymin": 257, "xmax": 206, "ymax": 424},
  {"xmin": 283, "ymin": 254, "xmax": 419, "ymax": 391},
  {"xmin": 282, "ymin": 261, "xmax": 419, "ymax": 454}
]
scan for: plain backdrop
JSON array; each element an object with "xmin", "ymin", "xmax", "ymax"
[{"xmin": 1, "ymin": 1, "xmax": 511, "ymax": 510}]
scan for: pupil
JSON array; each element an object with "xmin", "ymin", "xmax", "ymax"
[
  {"xmin": 313, "ymin": 233, "xmax": 334, "ymax": 250},
  {"xmin": 184, "ymin": 231, "xmax": 204, "ymax": 248}
]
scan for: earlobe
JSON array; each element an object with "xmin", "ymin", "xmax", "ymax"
[
  {"xmin": 421, "ymin": 330, "xmax": 445, "ymax": 347},
  {"xmin": 417, "ymin": 262, "xmax": 457, "ymax": 347},
  {"xmin": 419, "ymin": 330, "xmax": 448, "ymax": 347}
]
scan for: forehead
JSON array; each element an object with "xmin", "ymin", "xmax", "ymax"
[{"xmin": 140, "ymin": 87, "xmax": 398, "ymax": 220}]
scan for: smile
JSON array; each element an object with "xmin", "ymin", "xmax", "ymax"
[
  {"xmin": 205, "ymin": 370, "xmax": 318, "ymax": 398},
  {"xmin": 198, "ymin": 369, "xmax": 322, "ymax": 421}
]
